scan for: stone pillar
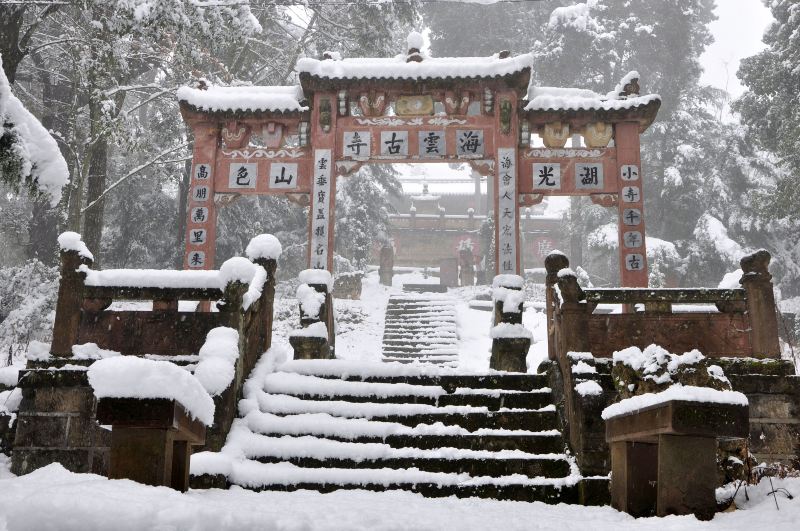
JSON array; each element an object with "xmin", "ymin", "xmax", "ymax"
[
  {"xmin": 610, "ymin": 441, "xmax": 658, "ymax": 517},
  {"xmin": 291, "ymin": 269, "xmax": 334, "ymax": 359},
  {"xmin": 490, "ymin": 274, "xmax": 530, "ymax": 372},
  {"xmin": 308, "ymin": 91, "xmax": 337, "ymax": 271},
  {"xmin": 51, "ymin": 243, "xmax": 92, "ymax": 358},
  {"xmin": 657, "ymin": 434, "xmax": 717, "ymax": 520},
  {"xmin": 494, "ymin": 90, "xmax": 521, "ymax": 276},
  {"xmin": 183, "ymin": 125, "xmax": 219, "ymax": 271},
  {"xmin": 379, "ymin": 241, "xmax": 394, "ymax": 286},
  {"xmin": 544, "ymin": 251, "xmax": 569, "ymax": 361},
  {"xmin": 614, "ymin": 122, "xmax": 648, "ymax": 287},
  {"xmin": 96, "ymin": 397, "xmax": 206, "ymax": 492},
  {"xmin": 740, "ymin": 249, "xmax": 781, "ymax": 358},
  {"xmin": 459, "ymin": 246, "xmax": 475, "ymax": 287},
  {"xmin": 555, "ymin": 270, "xmax": 590, "ymax": 360}
]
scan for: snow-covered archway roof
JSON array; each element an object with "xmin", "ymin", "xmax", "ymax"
[
  {"xmin": 296, "ymin": 52, "xmax": 534, "ymax": 82},
  {"xmin": 177, "ymin": 84, "xmax": 307, "ymax": 115}
]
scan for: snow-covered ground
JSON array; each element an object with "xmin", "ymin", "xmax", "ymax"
[{"xmin": 0, "ymin": 460, "xmax": 797, "ymax": 531}]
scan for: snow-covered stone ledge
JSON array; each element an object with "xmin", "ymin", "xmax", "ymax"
[
  {"xmin": 604, "ymin": 346, "xmax": 750, "ymax": 519},
  {"xmin": 88, "ymin": 356, "xmax": 212, "ymax": 491}
]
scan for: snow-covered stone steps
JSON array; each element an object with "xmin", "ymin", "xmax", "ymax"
[
  {"xmin": 252, "ymin": 453, "xmax": 572, "ymax": 479},
  {"xmin": 189, "ymin": 359, "xmax": 610, "ymax": 504},
  {"xmin": 306, "ymin": 373, "xmax": 552, "ymax": 392},
  {"xmin": 382, "ymin": 293, "xmax": 459, "ymax": 363},
  {"xmin": 380, "ymin": 350, "xmax": 459, "ymax": 359},
  {"xmin": 381, "ymin": 356, "xmax": 459, "ymax": 365},
  {"xmin": 263, "ymin": 390, "xmax": 553, "ymax": 409}
]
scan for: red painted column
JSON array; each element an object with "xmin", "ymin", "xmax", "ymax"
[
  {"xmin": 184, "ymin": 123, "xmax": 219, "ymax": 271},
  {"xmin": 308, "ymin": 92, "xmax": 337, "ymax": 271},
  {"xmin": 494, "ymin": 90, "xmax": 521, "ymax": 275},
  {"xmin": 615, "ymin": 122, "xmax": 648, "ymax": 287}
]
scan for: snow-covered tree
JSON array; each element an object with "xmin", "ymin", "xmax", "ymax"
[{"xmin": 0, "ymin": 53, "xmax": 68, "ymax": 205}]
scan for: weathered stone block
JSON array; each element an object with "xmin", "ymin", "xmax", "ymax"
[
  {"xmin": 13, "ymin": 414, "xmax": 69, "ymax": 448},
  {"xmin": 658, "ymin": 434, "xmax": 717, "ymax": 520},
  {"xmin": 33, "ymin": 387, "xmax": 94, "ymax": 414},
  {"xmin": 11, "ymin": 448, "xmax": 92, "ymax": 475},
  {"xmin": 490, "ymin": 337, "xmax": 530, "ymax": 373},
  {"xmin": 289, "ymin": 336, "xmax": 331, "ymax": 360},
  {"xmin": 66, "ymin": 416, "xmax": 99, "ymax": 447}
]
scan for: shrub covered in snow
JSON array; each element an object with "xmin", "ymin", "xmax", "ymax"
[{"xmin": 0, "ymin": 260, "xmax": 59, "ymax": 362}]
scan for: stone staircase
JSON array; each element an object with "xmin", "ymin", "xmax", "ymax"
[
  {"xmin": 381, "ymin": 294, "xmax": 459, "ymax": 364},
  {"xmin": 190, "ymin": 359, "xmax": 609, "ymax": 505}
]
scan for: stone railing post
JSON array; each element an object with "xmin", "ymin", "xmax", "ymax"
[
  {"xmin": 492, "ymin": 274, "xmax": 524, "ymax": 326},
  {"xmin": 379, "ymin": 241, "xmax": 394, "ymax": 286},
  {"xmin": 459, "ymin": 246, "xmax": 475, "ymax": 287},
  {"xmin": 544, "ymin": 251, "xmax": 569, "ymax": 361},
  {"xmin": 291, "ymin": 269, "xmax": 334, "ymax": 360},
  {"xmin": 556, "ymin": 268, "xmax": 590, "ymax": 360},
  {"xmin": 51, "ymin": 232, "xmax": 94, "ymax": 358},
  {"xmin": 245, "ymin": 234, "xmax": 282, "ymax": 370},
  {"xmin": 740, "ymin": 249, "xmax": 781, "ymax": 358},
  {"xmin": 490, "ymin": 274, "xmax": 531, "ymax": 372}
]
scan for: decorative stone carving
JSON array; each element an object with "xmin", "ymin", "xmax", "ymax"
[
  {"xmin": 590, "ymin": 193, "xmax": 617, "ymax": 207},
  {"xmin": 358, "ymin": 92, "xmax": 386, "ymax": 116},
  {"xmin": 262, "ymin": 122, "xmax": 283, "ymax": 148},
  {"xmin": 519, "ymin": 193, "xmax": 545, "ymax": 207},
  {"xmin": 396, "ymin": 95, "xmax": 434, "ymax": 115},
  {"xmin": 285, "ymin": 193, "xmax": 310, "ymax": 207},
  {"xmin": 444, "ymin": 90, "xmax": 470, "ymax": 114},
  {"xmin": 583, "ymin": 121, "xmax": 612, "ymax": 148},
  {"xmin": 221, "ymin": 122, "xmax": 249, "ymax": 149},
  {"xmin": 468, "ymin": 159, "xmax": 494, "ymax": 176},
  {"xmin": 319, "ymin": 99, "xmax": 332, "ymax": 133},
  {"xmin": 335, "ymin": 160, "xmax": 362, "ymax": 176},
  {"xmin": 499, "ymin": 99, "xmax": 512, "ymax": 134},
  {"xmin": 542, "ymin": 121, "xmax": 570, "ymax": 148}
]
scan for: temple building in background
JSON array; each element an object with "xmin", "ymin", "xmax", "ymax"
[{"xmin": 383, "ymin": 164, "xmax": 564, "ymax": 272}]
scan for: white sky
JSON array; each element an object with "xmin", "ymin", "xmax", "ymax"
[{"xmin": 699, "ymin": 0, "xmax": 773, "ymax": 97}]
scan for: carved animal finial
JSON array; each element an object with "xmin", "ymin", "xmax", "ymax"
[
  {"xmin": 621, "ymin": 78, "xmax": 640, "ymax": 97},
  {"xmin": 740, "ymin": 249, "xmax": 771, "ymax": 276}
]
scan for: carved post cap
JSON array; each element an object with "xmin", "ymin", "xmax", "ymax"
[
  {"xmin": 556, "ymin": 268, "xmax": 584, "ymax": 304},
  {"xmin": 245, "ymin": 234, "xmax": 282, "ymax": 265},
  {"xmin": 544, "ymin": 251, "xmax": 569, "ymax": 285},
  {"xmin": 740, "ymin": 249, "xmax": 771, "ymax": 280}
]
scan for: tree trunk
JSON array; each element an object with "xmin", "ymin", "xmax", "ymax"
[
  {"xmin": 26, "ymin": 56, "xmax": 73, "ymax": 265},
  {"xmin": 82, "ymin": 102, "xmax": 108, "ymax": 265},
  {"xmin": 0, "ymin": 7, "xmax": 25, "ymax": 84}
]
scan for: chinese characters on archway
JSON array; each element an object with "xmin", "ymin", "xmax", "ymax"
[
  {"xmin": 497, "ymin": 148, "xmax": 517, "ymax": 274},
  {"xmin": 619, "ymin": 164, "xmax": 644, "ymax": 272},
  {"xmin": 187, "ymin": 162, "xmax": 211, "ymax": 268},
  {"xmin": 341, "ymin": 129, "xmax": 485, "ymax": 159},
  {"xmin": 532, "ymin": 162, "xmax": 604, "ymax": 191},
  {"xmin": 227, "ymin": 162, "xmax": 298, "ymax": 190},
  {"xmin": 310, "ymin": 149, "xmax": 332, "ymax": 269}
]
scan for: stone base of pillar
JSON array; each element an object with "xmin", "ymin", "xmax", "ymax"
[
  {"xmin": 610, "ymin": 441, "xmax": 658, "ymax": 517},
  {"xmin": 657, "ymin": 434, "xmax": 717, "ymax": 520},
  {"xmin": 490, "ymin": 337, "xmax": 531, "ymax": 372},
  {"xmin": 289, "ymin": 336, "xmax": 332, "ymax": 360},
  {"xmin": 11, "ymin": 369, "xmax": 110, "ymax": 477}
]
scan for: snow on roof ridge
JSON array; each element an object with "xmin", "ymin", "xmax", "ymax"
[
  {"xmin": 524, "ymin": 88, "xmax": 659, "ymax": 113},
  {"xmin": 177, "ymin": 83, "xmax": 307, "ymax": 113},
  {"xmin": 296, "ymin": 52, "xmax": 534, "ymax": 81}
]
